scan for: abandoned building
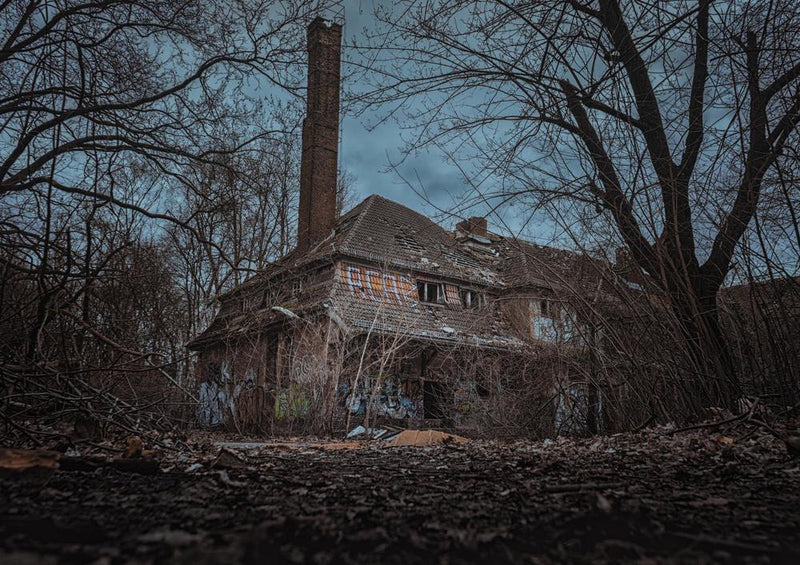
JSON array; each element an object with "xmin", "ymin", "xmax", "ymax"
[
  {"xmin": 187, "ymin": 16, "xmax": 659, "ymax": 436},
  {"xmin": 189, "ymin": 17, "xmax": 800, "ymax": 436}
]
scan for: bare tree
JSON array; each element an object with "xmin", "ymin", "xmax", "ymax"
[
  {"xmin": 0, "ymin": 0, "xmax": 326, "ymax": 438},
  {"xmin": 360, "ymin": 0, "xmax": 800, "ymax": 411}
]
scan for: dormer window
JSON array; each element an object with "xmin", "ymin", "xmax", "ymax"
[
  {"xmin": 461, "ymin": 289, "xmax": 483, "ymax": 309},
  {"xmin": 417, "ymin": 281, "xmax": 441, "ymax": 303}
]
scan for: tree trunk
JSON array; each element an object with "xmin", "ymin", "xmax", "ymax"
[{"xmin": 670, "ymin": 281, "xmax": 740, "ymax": 417}]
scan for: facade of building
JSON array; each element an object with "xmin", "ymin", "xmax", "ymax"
[{"xmin": 188, "ymin": 17, "xmax": 650, "ymax": 435}]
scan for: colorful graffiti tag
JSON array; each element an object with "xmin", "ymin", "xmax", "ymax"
[
  {"xmin": 338, "ymin": 376, "xmax": 421, "ymax": 420},
  {"xmin": 340, "ymin": 263, "xmax": 418, "ymax": 304}
]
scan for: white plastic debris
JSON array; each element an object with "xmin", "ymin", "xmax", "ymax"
[
  {"xmin": 271, "ymin": 306, "xmax": 299, "ymax": 319},
  {"xmin": 346, "ymin": 425, "xmax": 393, "ymax": 439}
]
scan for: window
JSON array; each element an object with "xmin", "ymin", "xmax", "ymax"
[
  {"xmin": 292, "ymin": 279, "xmax": 303, "ymax": 296},
  {"xmin": 531, "ymin": 299, "xmax": 580, "ymax": 343},
  {"xmin": 417, "ymin": 281, "xmax": 441, "ymax": 303},
  {"xmin": 532, "ymin": 298, "xmax": 558, "ymax": 341},
  {"xmin": 460, "ymin": 289, "xmax": 483, "ymax": 309}
]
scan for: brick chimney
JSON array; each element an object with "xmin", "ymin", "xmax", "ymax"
[
  {"xmin": 296, "ymin": 17, "xmax": 342, "ymax": 255},
  {"xmin": 456, "ymin": 216, "xmax": 488, "ymax": 238}
]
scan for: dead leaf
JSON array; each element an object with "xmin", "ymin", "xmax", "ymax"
[
  {"xmin": 211, "ymin": 448, "xmax": 248, "ymax": 470},
  {"xmin": 0, "ymin": 448, "xmax": 60, "ymax": 478},
  {"xmin": 124, "ymin": 437, "xmax": 143, "ymax": 459},
  {"xmin": 386, "ymin": 430, "xmax": 469, "ymax": 447}
]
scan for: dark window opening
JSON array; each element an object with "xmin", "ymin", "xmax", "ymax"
[
  {"xmin": 292, "ymin": 279, "xmax": 303, "ymax": 296},
  {"xmin": 423, "ymin": 380, "xmax": 448, "ymax": 419},
  {"xmin": 541, "ymin": 299, "xmax": 549, "ymax": 316},
  {"xmin": 461, "ymin": 289, "xmax": 483, "ymax": 309},
  {"xmin": 418, "ymin": 281, "xmax": 440, "ymax": 303}
]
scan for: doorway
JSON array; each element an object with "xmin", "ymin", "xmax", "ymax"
[{"xmin": 423, "ymin": 380, "xmax": 448, "ymax": 420}]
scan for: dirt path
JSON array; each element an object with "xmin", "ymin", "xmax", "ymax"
[{"xmin": 2, "ymin": 429, "xmax": 799, "ymax": 564}]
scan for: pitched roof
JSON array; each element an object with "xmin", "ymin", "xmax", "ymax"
[
  {"xmin": 333, "ymin": 195, "xmax": 503, "ymax": 286},
  {"xmin": 190, "ymin": 195, "xmax": 631, "ymax": 349},
  {"xmin": 495, "ymin": 238, "xmax": 620, "ymax": 296}
]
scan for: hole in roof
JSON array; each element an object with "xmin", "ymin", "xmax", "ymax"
[
  {"xmin": 440, "ymin": 247, "xmax": 482, "ymax": 269},
  {"xmin": 394, "ymin": 233, "xmax": 425, "ymax": 253}
]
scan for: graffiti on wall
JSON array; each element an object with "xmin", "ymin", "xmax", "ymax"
[
  {"xmin": 340, "ymin": 263, "xmax": 418, "ymax": 305},
  {"xmin": 274, "ymin": 385, "xmax": 310, "ymax": 419},
  {"xmin": 338, "ymin": 375, "xmax": 421, "ymax": 420},
  {"xmin": 196, "ymin": 362, "xmax": 256, "ymax": 427}
]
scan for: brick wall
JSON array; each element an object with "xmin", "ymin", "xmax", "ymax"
[{"xmin": 297, "ymin": 17, "xmax": 342, "ymax": 254}]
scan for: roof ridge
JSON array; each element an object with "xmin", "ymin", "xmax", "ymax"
[{"xmin": 339, "ymin": 194, "xmax": 381, "ymax": 251}]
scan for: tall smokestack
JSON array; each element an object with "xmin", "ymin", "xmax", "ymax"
[{"xmin": 296, "ymin": 17, "xmax": 342, "ymax": 254}]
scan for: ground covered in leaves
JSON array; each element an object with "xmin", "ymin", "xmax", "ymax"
[{"xmin": 2, "ymin": 426, "xmax": 800, "ymax": 564}]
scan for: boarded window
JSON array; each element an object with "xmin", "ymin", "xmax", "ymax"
[{"xmin": 444, "ymin": 284, "xmax": 460, "ymax": 305}]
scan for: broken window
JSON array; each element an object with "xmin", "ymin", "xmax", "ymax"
[
  {"xmin": 263, "ymin": 288, "xmax": 279, "ymax": 309},
  {"xmin": 531, "ymin": 298, "xmax": 580, "ymax": 343},
  {"xmin": 531, "ymin": 298, "xmax": 558, "ymax": 341},
  {"xmin": 460, "ymin": 289, "xmax": 483, "ymax": 309},
  {"xmin": 444, "ymin": 284, "xmax": 460, "ymax": 305},
  {"xmin": 417, "ymin": 281, "xmax": 441, "ymax": 303},
  {"xmin": 292, "ymin": 279, "xmax": 303, "ymax": 296}
]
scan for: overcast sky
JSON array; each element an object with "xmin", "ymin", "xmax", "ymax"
[
  {"xmin": 315, "ymin": 0, "xmax": 563, "ymax": 245},
  {"xmin": 335, "ymin": 1, "xmax": 464, "ymax": 225}
]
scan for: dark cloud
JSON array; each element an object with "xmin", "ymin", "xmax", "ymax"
[
  {"xmin": 335, "ymin": 0, "xmax": 551, "ymax": 240},
  {"xmin": 336, "ymin": 1, "xmax": 469, "ymax": 223}
]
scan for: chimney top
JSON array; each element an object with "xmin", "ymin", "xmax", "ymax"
[
  {"xmin": 456, "ymin": 216, "xmax": 488, "ymax": 238},
  {"xmin": 308, "ymin": 15, "xmax": 342, "ymax": 32}
]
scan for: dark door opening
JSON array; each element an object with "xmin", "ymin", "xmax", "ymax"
[{"xmin": 423, "ymin": 380, "xmax": 448, "ymax": 420}]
